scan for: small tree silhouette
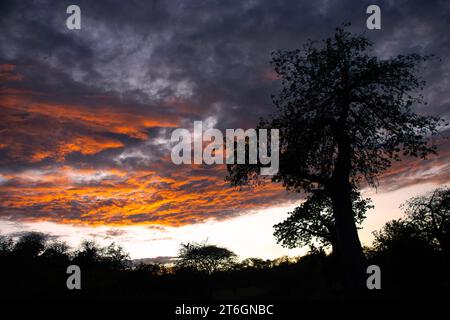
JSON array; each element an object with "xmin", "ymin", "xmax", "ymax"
[
  {"xmin": 176, "ymin": 241, "xmax": 237, "ymax": 274},
  {"xmin": 72, "ymin": 240, "xmax": 104, "ymax": 268},
  {"xmin": 104, "ymin": 242, "xmax": 131, "ymax": 271},
  {"xmin": 402, "ymin": 186, "xmax": 450, "ymax": 253},
  {"xmin": 0, "ymin": 234, "xmax": 13, "ymax": 257},
  {"xmin": 40, "ymin": 241, "xmax": 71, "ymax": 265},
  {"xmin": 13, "ymin": 232, "xmax": 49, "ymax": 258},
  {"xmin": 372, "ymin": 219, "xmax": 432, "ymax": 252},
  {"xmin": 375, "ymin": 187, "xmax": 450, "ymax": 254}
]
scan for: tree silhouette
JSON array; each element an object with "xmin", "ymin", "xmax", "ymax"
[
  {"xmin": 0, "ymin": 229, "xmax": 449, "ymax": 299},
  {"xmin": 72, "ymin": 240, "xmax": 104, "ymax": 268},
  {"xmin": 227, "ymin": 25, "xmax": 444, "ymax": 289},
  {"xmin": 70, "ymin": 239, "xmax": 130, "ymax": 271},
  {"xmin": 239, "ymin": 257, "xmax": 272, "ymax": 269},
  {"xmin": 374, "ymin": 187, "xmax": 450, "ymax": 254},
  {"xmin": 402, "ymin": 186, "xmax": 450, "ymax": 253},
  {"xmin": 40, "ymin": 241, "xmax": 71, "ymax": 265},
  {"xmin": 0, "ymin": 234, "xmax": 13, "ymax": 257},
  {"xmin": 274, "ymin": 189, "xmax": 372, "ymax": 255},
  {"xmin": 13, "ymin": 232, "xmax": 49, "ymax": 258},
  {"xmin": 104, "ymin": 242, "xmax": 131, "ymax": 271},
  {"xmin": 176, "ymin": 241, "xmax": 237, "ymax": 274},
  {"xmin": 372, "ymin": 219, "xmax": 433, "ymax": 252}
]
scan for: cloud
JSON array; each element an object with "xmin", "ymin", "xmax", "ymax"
[
  {"xmin": 133, "ymin": 256, "xmax": 176, "ymax": 265},
  {"xmin": 104, "ymin": 228, "xmax": 128, "ymax": 237},
  {"xmin": 0, "ymin": 64, "xmax": 23, "ymax": 81},
  {"xmin": 375, "ymin": 130, "xmax": 450, "ymax": 192},
  {"xmin": 0, "ymin": 0, "xmax": 449, "ymax": 228},
  {"xmin": 0, "ymin": 163, "xmax": 299, "ymax": 226}
]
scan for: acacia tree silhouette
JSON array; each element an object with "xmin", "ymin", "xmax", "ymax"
[
  {"xmin": 176, "ymin": 241, "xmax": 237, "ymax": 274},
  {"xmin": 227, "ymin": 25, "xmax": 445, "ymax": 290}
]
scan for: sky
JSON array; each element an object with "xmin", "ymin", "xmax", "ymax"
[{"xmin": 0, "ymin": 0, "xmax": 449, "ymax": 260}]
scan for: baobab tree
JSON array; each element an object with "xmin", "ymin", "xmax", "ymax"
[{"xmin": 227, "ymin": 25, "xmax": 445, "ymax": 289}]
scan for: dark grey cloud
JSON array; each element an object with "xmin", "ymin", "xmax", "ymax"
[{"xmin": 2, "ymin": 1, "xmax": 449, "ymax": 128}]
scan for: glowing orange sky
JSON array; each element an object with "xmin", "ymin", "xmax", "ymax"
[
  {"xmin": 1, "ymin": 62, "xmax": 449, "ymax": 231},
  {"xmin": 0, "ymin": 68, "xmax": 298, "ymax": 226}
]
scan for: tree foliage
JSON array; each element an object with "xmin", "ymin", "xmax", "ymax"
[
  {"xmin": 228, "ymin": 26, "xmax": 444, "ymax": 192},
  {"xmin": 402, "ymin": 186, "xmax": 450, "ymax": 252},
  {"xmin": 13, "ymin": 232, "xmax": 50, "ymax": 258},
  {"xmin": 72, "ymin": 239, "xmax": 130, "ymax": 270},
  {"xmin": 274, "ymin": 190, "xmax": 373, "ymax": 253},
  {"xmin": 373, "ymin": 187, "xmax": 450, "ymax": 254},
  {"xmin": 372, "ymin": 219, "xmax": 432, "ymax": 252},
  {"xmin": 176, "ymin": 241, "xmax": 237, "ymax": 274}
]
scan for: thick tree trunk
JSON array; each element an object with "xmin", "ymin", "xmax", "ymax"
[
  {"xmin": 329, "ymin": 134, "xmax": 367, "ymax": 293},
  {"xmin": 329, "ymin": 185, "xmax": 367, "ymax": 292},
  {"xmin": 328, "ymin": 229, "xmax": 340, "ymax": 257},
  {"xmin": 329, "ymin": 59, "xmax": 367, "ymax": 292}
]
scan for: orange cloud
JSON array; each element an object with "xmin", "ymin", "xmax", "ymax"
[
  {"xmin": 376, "ymin": 137, "xmax": 450, "ymax": 191},
  {"xmin": 58, "ymin": 136, "xmax": 124, "ymax": 157},
  {"xmin": 0, "ymin": 64, "xmax": 23, "ymax": 82},
  {"xmin": 1, "ymin": 90, "xmax": 179, "ymax": 138},
  {"xmin": 0, "ymin": 165, "xmax": 296, "ymax": 227},
  {"xmin": 0, "ymin": 88, "xmax": 182, "ymax": 162},
  {"xmin": 1, "ymin": 141, "xmax": 448, "ymax": 228}
]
